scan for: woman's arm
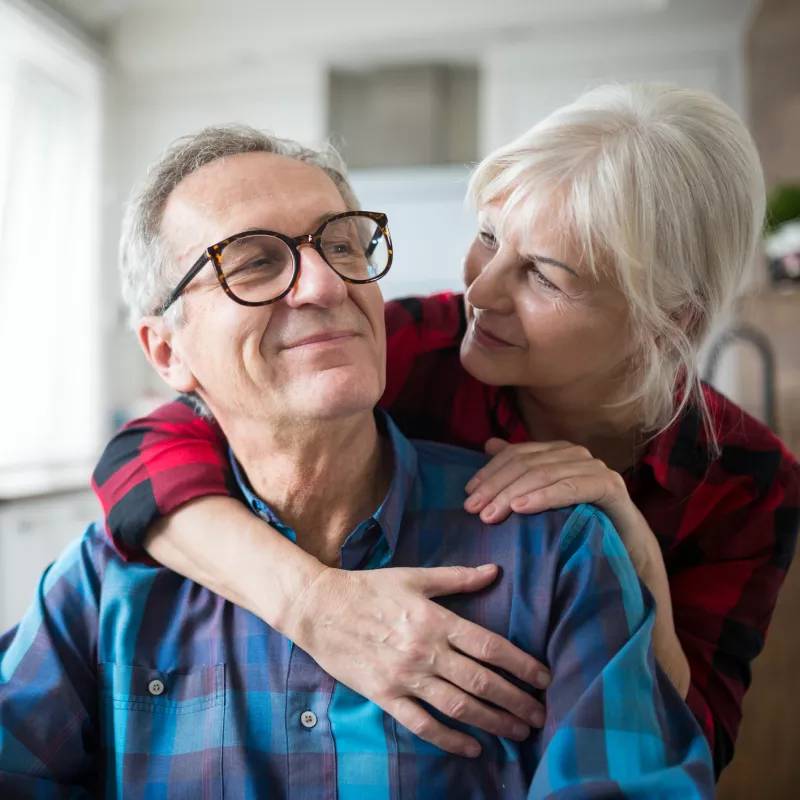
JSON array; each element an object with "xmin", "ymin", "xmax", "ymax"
[
  {"xmin": 92, "ymin": 396, "xmax": 551, "ymax": 758},
  {"xmin": 463, "ymin": 438, "xmax": 800, "ymax": 774},
  {"xmin": 142, "ymin": 499, "xmax": 550, "ymax": 756}
]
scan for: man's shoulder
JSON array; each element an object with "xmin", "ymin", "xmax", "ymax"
[
  {"xmin": 67, "ymin": 521, "xmax": 165, "ymax": 587},
  {"xmin": 410, "ymin": 438, "xmax": 490, "ymax": 511},
  {"xmin": 411, "ymin": 437, "xmax": 617, "ymax": 555}
]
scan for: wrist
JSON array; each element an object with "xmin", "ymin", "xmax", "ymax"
[{"xmin": 269, "ymin": 555, "xmax": 331, "ymax": 642}]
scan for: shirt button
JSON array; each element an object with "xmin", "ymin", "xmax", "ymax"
[
  {"xmin": 300, "ymin": 710, "xmax": 317, "ymax": 729},
  {"xmin": 148, "ymin": 679, "xmax": 165, "ymax": 696}
]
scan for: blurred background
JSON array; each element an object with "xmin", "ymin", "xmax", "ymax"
[{"xmin": 0, "ymin": 0, "xmax": 799, "ymax": 794}]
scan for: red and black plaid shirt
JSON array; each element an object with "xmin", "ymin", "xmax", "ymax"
[{"xmin": 93, "ymin": 292, "xmax": 800, "ymax": 777}]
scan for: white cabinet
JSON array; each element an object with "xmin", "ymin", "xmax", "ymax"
[{"xmin": 0, "ymin": 491, "xmax": 100, "ymax": 632}]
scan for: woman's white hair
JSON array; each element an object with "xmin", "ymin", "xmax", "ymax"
[
  {"xmin": 119, "ymin": 124, "xmax": 359, "ymax": 327},
  {"xmin": 469, "ymin": 83, "xmax": 766, "ymax": 449}
]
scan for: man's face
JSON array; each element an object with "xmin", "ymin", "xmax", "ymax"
[{"xmin": 155, "ymin": 152, "xmax": 387, "ymax": 428}]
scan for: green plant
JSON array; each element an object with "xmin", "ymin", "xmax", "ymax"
[{"xmin": 765, "ymin": 184, "xmax": 800, "ymax": 235}]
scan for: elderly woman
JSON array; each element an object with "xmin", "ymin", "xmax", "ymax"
[{"xmin": 94, "ymin": 83, "xmax": 799, "ymax": 777}]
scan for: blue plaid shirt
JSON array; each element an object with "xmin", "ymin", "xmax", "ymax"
[{"xmin": 0, "ymin": 413, "xmax": 713, "ymax": 798}]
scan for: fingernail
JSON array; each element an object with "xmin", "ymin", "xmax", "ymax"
[
  {"xmin": 511, "ymin": 498, "xmax": 529, "ymax": 511},
  {"xmin": 537, "ymin": 670, "xmax": 552, "ymax": 689},
  {"xmin": 465, "ymin": 479, "xmax": 479, "ymax": 493},
  {"xmin": 466, "ymin": 742, "xmax": 482, "ymax": 758},
  {"xmin": 477, "ymin": 564, "xmax": 496, "ymax": 574},
  {"xmin": 531, "ymin": 709, "xmax": 545, "ymax": 727},
  {"xmin": 465, "ymin": 494, "xmax": 483, "ymax": 512},
  {"xmin": 482, "ymin": 504, "xmax": 497, "ymax": 520}
]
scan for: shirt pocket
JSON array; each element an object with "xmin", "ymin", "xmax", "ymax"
[{"xmin": 99, "ymin": 663, "xmax": 225, "ymax": 799}]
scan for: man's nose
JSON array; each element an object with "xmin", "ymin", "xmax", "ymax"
[{"xmin": 284, "ymin": 244, "xmax": 348, "ymax": 309}]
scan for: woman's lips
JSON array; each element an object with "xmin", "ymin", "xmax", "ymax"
[{"xmin": 472, "ymin": 320, "xmax": 516, "ymax": 349}]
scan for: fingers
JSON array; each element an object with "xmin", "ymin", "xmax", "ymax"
[
  {"xmin": 478, "ymin": 461, "xmax": 609, "ymax": 523},
  {"xmin": 413, "ymin": 676, "xmax": 533, "ymax": 742},
  {"xmin": 465, "ymin": 440, "xmax": 577, "ymax": 494},
  {"xmin": 407, "ymin": 564, "xmax": 499, "ymax": 599},
  {"xmin": 386, "ymin": 697, "xmax": 483, "ymax": 758},
  {"xmin": 465, "ymin": 448, "xmax": 597, "ymax": 520},
  {"xmin": 439, "ymin": 651, "xmax": 546, "ymax": 728},
  {"xmin": 483, "ymin": 437, "xmax": 510, "ymax": 457},
  {"xmin": 447, "ymin": 617, "xmax": 551, "ymax": 690},
  {"xmin": 509, "ymin": 474, "xmax": 614, "ymax": 516}
]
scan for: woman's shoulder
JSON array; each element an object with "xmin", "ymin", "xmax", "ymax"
[{"xmin": 645, "ymin": 383, "xmax": 800, "ymax": 502}]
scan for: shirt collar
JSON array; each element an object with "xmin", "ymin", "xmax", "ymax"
[{"xmin": 228, "ymin": 409, "xmax": 417, "ymax": 566}]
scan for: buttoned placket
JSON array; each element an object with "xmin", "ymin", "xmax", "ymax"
[{"xmin": 285, "ymin": 642, "xmax": 337, "ymax": 799}]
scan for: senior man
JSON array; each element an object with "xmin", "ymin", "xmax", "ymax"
[{"xmin": 0, "ymin": 126, "xmax": 713, "ymax": 798}]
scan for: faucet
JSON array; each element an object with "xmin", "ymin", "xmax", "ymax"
[{"xmin": 702, "ymin": 323, "xmax": 777, "ymax": 432}]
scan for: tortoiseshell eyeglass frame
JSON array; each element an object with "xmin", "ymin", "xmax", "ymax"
[{"xmin": 157, "ymin": 210, "xmax": 393, "ymax": 315}]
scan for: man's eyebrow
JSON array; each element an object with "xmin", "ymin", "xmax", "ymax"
[
  {"xmin": 534, "ymin": 256, "xmax": 579, "ymax": 278},
  {"xmin": 314, "ymin": 210, "xmax": 345, "ymax": 226},
  {"xmin": 240, "ymin": 211, "xmax": 344, "ymax": 235}
]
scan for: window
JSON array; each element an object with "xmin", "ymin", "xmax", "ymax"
[{"xmin": 0, "ymin": 1, "xmax": 103, "ymax": 496}]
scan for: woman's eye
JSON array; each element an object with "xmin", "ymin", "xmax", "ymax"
[
  {"xmin": 528, "ymin": 261, "xmax": 560, "ymax": 293},
  {"xmin": 478, "ymin": 229, "xmax": 498, "ymax": 249}
]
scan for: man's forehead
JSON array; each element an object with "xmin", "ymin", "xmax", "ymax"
[
  {"xmin": 169, "ymin": 151, "xmax": 339, "ymax": 214},
  {"xmin": 161, "ymin": 151, "xmax": 346, "ymax": 264}
]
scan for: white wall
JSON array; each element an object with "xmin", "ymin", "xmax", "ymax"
[{"xmin": 102, "ymin": 0, "xmax": 758, "ymax": 417}]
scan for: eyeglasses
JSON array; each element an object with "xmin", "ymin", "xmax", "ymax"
[{"xmin": 158, "ymin": 210, "xmax": 393, "ymax": 314}]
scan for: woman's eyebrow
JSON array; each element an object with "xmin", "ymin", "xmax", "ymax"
[{"xmin": 535, "ymin": 256, "xmax": 579, "ymax": 277}]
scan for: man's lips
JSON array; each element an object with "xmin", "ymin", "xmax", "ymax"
[
  {"xmin": 282, "ymin": 330, "xmax": 359, "ymax": 350},
  {"xmin": 473, "ymin": 320, "xmax": 516, "ymax": 348}
]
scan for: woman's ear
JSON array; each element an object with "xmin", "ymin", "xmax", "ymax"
[
  {"xmin": 672, "ymin": 303, "xmax": 702, "ymax": 338},
  {"xmin": 137, "ymin": 316, "xmax": 198, "ymax": 393}
]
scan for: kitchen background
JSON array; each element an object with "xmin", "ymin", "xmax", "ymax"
[{"xmin": 0, "ymin": 0, "xmax": 799, "ymax": 795}]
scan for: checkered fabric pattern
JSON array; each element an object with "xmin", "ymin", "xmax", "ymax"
[
  {"xmin": 2, "ymin": 415, "xmax": 713, "ymax": 797},
  {"xmin": 91, "ymin": 292, "xmax": 800, "ymax": 777}
]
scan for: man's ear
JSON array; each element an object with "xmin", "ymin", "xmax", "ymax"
[{"xmin": 137, "ymin": 316, "xmax": 198, "ymax": 394}]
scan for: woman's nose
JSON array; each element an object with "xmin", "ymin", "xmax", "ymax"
[
  {"xmin": 465, "ymin": 258, "xmax": 514, "ymax": 314},
  {"xmin": 285, "ymin": 245, "xmax": 348, "ymax": 309}
]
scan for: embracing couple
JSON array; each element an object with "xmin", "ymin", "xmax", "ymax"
[{"xmin": 1, "ymin": 83, "xmax": 798, "ymax": 799}]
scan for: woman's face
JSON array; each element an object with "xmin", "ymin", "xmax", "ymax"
[{"xmin": 460, "ymin": 203, "xmax": 636, "ymax": 403}]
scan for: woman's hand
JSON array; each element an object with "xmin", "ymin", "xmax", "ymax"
[
  {"xmin": 464, "ymin": 439, "xmax": 650, "ymax": 570},
  {"xmin": 464, "ymin": 438, "xmax": 691, "ymax": 697},
  {"xmin": 283, "ymin": 563, "xmax": 551, "ymax": 758}
]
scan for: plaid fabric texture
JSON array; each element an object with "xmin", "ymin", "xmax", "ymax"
[
  {"xmin": 91, "ymin": 292, "xmax": 800, "ymax": 776},
  {"xmin": 3, "ymin": 415, "xmax": 713, "ymax": 798}
]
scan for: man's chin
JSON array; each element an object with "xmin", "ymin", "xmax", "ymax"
[{"xmin": 288, "ymin": 368, "xmax": 383, "ymax": 420}]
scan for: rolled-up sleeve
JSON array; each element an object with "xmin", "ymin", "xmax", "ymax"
[{"xmin": 531, "ymin": 506, "xmax": 715, "ymax": 798}]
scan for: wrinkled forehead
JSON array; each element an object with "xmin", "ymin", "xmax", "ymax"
[{"xmin": 161, "ymin": 152, "xmax": 348, "ymax": 267}]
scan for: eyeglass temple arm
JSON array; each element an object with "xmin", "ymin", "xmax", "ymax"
[{"xmin": 159, "ymin": 253, "xmax": 210, "ymax": 314}]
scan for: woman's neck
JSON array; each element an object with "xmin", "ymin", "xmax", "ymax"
[{"xmin": 514, "ymin": 385, "xmax": 644, "ymax": 473}]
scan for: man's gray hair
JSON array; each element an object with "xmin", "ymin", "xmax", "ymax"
[{"xmin": 119, "ymin": 124, "xmax": 360, "ymax": 327}]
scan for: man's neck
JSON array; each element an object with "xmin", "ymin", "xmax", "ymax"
[{"xmin": 227, "ymin": 411, "xmax": 393, "ymax": 567}]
